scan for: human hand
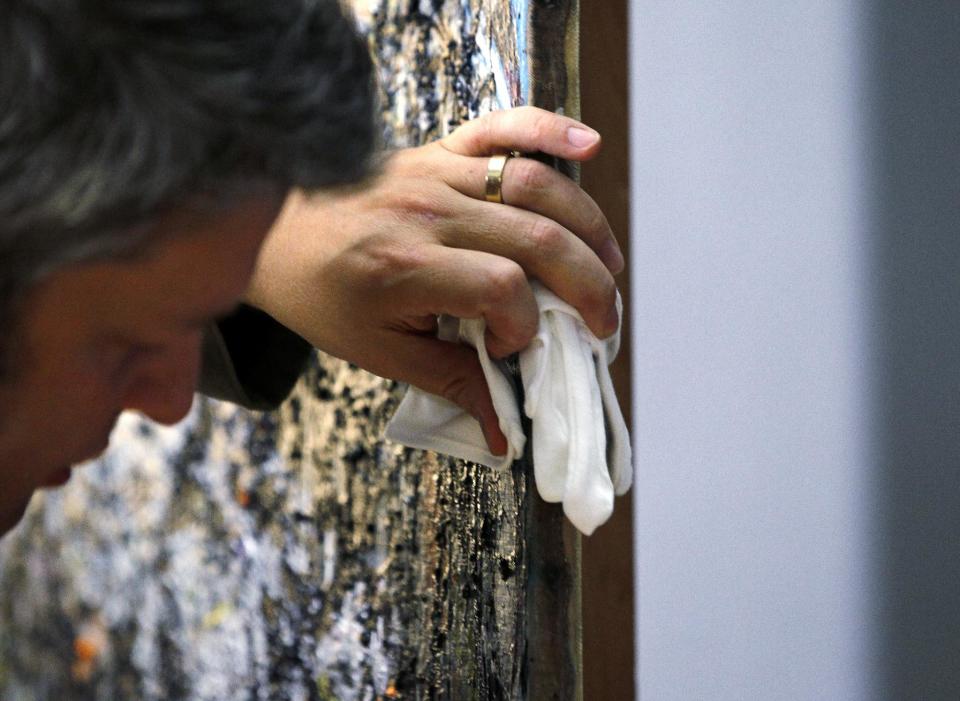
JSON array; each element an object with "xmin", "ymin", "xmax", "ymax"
[{"xmin": 246, "ymin": 106, "xmax": 623, "ymax": 455}]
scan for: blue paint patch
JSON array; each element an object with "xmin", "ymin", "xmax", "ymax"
[{"xmin": 512, "ymin": 0, "xmax": 530, "ymax": 104}]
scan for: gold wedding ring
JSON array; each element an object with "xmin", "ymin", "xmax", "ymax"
[{"xmin": 485, "ymin": 153, "xmax": 514, "ymax": 204}]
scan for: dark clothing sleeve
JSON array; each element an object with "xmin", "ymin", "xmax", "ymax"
[{"xmin": 199, "ymin": 304, "xmax": 312, "ymax": 411}]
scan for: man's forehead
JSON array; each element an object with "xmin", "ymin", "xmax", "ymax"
[{"xmin": 22, "ymin": 194, "xmax": 281, "ymax": 340}]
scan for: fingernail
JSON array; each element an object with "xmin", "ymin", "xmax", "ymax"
[
  {"xmin": 567, "ymin": 126, "xmax": 600, "ymax": 148},
  {"xmin": 600, "ymin": 238, "xmax": 625, "ymax": 274}
]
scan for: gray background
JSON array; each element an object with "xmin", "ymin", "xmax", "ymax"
[{"xmin": 630, "ymin": 1, "xmax": 960, "ymax": 699}]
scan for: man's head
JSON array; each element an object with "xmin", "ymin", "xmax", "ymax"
[{"xmin": 0, "ymin": 0, "xmax": 376, "ymax": 534}]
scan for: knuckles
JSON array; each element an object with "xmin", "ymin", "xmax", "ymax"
[
  {"xmin": 524, "ymin": 218, "xmax": 565, "ymax": 260},
  {"xmin": 527, "ymin": 112, "xmax": 553, "ymax": 146},
  {"xmin": 481, "ymin": 260, "xmax": 538, "ymax": 353},
  {"xmin": 361, "ymin": 240, "xmax": 430, "ymax": 289},
  {"xmin": 483, "ymin": 259, "xmax": 528, "ymax": 306},
  {"xmin": 508, "ymin": 105, "xmax": 552, "ymax": 144},
  {"xmin": 510, "ymin": 158, "xmax": 552, "ymax": 197},
  {"xmin": 492, "ymin": 312, "xmax": 538, "ymax": 357}
]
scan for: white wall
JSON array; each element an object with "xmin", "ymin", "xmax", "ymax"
[{"xmin": 629, "ymin": 3, "xmax": 874, "ymax": 699}]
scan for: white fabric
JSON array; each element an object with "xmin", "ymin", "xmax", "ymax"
[{"xmin": 385, "ymin": 281, "xmax": 632, "ymax": 535}]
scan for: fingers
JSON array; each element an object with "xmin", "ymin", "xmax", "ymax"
[
  {"xmin": 431, "ymin": 197, "xmax": 619, "ymax": 339},
  {"xmin": 439, "ymin": 152, "xmax": 624, "ymax": 274},
  {"xmin": 440, "ymin": 106, "xmax": 602, "ymax": 161},
  {"xmin": 393, "ymin": 246, "xmax": 541, "ymax": 358},
  {"xmin": 381, "ymin": 334, "xmax": 509, "ymax": 456},
  {"xmin": 357, "ymin": 244, "xmax": 542, "ymax": 457}
]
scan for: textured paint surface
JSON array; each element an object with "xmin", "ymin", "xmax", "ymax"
[{"xmin": 0, "ymin": 2, "xmax": 579, "ymax": 699}]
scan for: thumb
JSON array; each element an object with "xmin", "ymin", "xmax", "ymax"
[
  {"xmin": 387, "ymin": 334, "xmax": 509, "ymax": 457},
  {"xmin": 440, "ymin": 106, "xmax": 602, "ymax": 161}
]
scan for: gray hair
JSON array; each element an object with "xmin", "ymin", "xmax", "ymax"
[{"xmin": 0, "ymin": 0, "xmax": 378, "ymax": 377}]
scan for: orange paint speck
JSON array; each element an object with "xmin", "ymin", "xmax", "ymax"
[{"xmin": 74, "ymin": 636, "xmax": 99, "ymax": 663}]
